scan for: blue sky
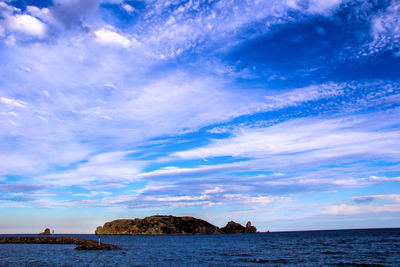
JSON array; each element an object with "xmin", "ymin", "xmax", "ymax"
[{"xmin": 0, "ymin": 0, "xmax": 399, "ymax": 233}]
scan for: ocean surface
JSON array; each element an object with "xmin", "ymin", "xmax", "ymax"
[{"xmin": 1, "ymin": 228, "xmax": 399, "ymax": 266}]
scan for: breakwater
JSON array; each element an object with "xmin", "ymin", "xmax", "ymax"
[{"xmin": 0, "ymin": 236, "xmax": 120, "ymax": 250}]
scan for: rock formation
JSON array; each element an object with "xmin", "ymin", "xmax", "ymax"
[
  {"xmin": 245, "ymin": 221, "xmax": 257, "ymax": 233},
  {"xmin": 95, "ymin": 215, "xmax": 221, "ymax": 235},
  {"xmin": 95, "ymin": 215, "xmax": 257, "ymax": 235},
  {"xmin": 39, "ymin": 228, "xmax": 51, "ymax": 235},
  {"xmin": 221, "ymin": 220, "xmax": 257, "ymax": 233}
]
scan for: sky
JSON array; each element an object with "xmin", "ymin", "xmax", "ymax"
[{"xmin": 0, "ymin": 0, "xmax": 399, "ymax": 233}]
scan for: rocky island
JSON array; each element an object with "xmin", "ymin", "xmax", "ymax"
[
  {"xmin": 221, "ymin": 221, "xmax": 257, "ymax": 234},
  {"xmin": 95, "ymin": 215, "xmax": 257, "ymax": 235}
]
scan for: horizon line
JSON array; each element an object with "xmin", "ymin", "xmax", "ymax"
[{"xmin": 1, "ymin": 227, "xmax": 399, "ymax": 235}]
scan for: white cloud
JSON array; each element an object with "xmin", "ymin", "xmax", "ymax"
[
  {"xmin": 370, "ymin": 1, "xmax": 400, "ymax": 54},
  {"xmin": 137, "ymin": 162, "xmax": 242, "ymax": 179},
  {"xmin": 137, "ymin": 0, "xmax": 344, "ymax": 58},
  {"xmin": 306, "ymin": 0, "xmax": 343, "ymax": 15},
  {"xmin": 26, "ymin": 6, "xmax": 51, "ymax": 21},
  {"xmin": 0, "ymin": 41, "xmax": 263, "ymax": 175},
  {"xmin": 323, "ymin": 193, "xmax": 400, "ymax": 216},
  {"xmin": 1, "ymin": 56, "xmax": 395, "ymax": 180},
  {"xmin": 0, "ymin": 2, "xmax": 18, "ymax": 16},
  {"xmin": 286, "ymin": 0, "xmax": 342, "ymax": 14},
  {"xmin": 133, "ymin": 162, "xmax": 400, "ymax": 200},
  {"xmin": 0, "ymin": 142, "xmax": 92, "ymax": 176},
  {"xmin": 72, "ymin": 190, "xmax": 111, "ymax": 197},
  {"xmin": 324, "ymin": 203, "xmax": 400, "ymax": 215},
  {"xmin": 172, "ymin": 112, "xmax": 400, "ymax": 162},
  {"xmin": 0, "ymin": 154, "xmax": 41, "ymax": 176},
  {"xmin": 0, "ymin": 97, "xmax": 27, "ymax": 108},
  {"xmin": 122, "ymin": 4, "xmax": 135, "ymax": 13},
  {"xmin": 222, "ymin": 194, "xmax": 291, "ymax": 205},
  {"xmin": 260, "ymin": 82, "xmax": 344, "ymax": 111},
  {"xmin": 202, "ymin": 186, "xmax": 224, "ymax": 194},
  {"xmin": 104, "ymin": 190, "xmax": 291, "ymax": 209},
  {"xmin": 94, "ymin": 28, "xmax": 131, "ymax": 48},
  {"xmin": 39, "ymin": 151, "xmax": 143, "ymax": 187},
  {"xmin": 7, "ymin": 14, "xmax": 47, "ymax": 38},
  {"xmin": 353, "ymin": 194, "xmax": 400, "ymax": 203},
  {"xmin": 106, "ymin": 73, "xmax": 264, "ymax": 135}
]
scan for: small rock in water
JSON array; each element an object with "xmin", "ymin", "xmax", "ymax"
[{"xmin": 39, "ymin": 228, "xmax": 51, "ymax": 235}]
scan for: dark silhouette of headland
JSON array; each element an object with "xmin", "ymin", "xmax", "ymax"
[{"xmin": 95, "ymin": 215, "xmax": 257, "ymax": 235}]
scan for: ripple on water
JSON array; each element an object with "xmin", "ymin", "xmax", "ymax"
[
  {"xmin": 332, "ymin": 262, "xmax": 386, "ymax": 267},
  {"xmin": 251, "ymin": 258, "xmax": 291, "ymax": 264},
  {"xmin": 0, "ymin": 229, "xmax": 399, "ymax": 266},
  {"xmin": 321, "ymin": 251, "xmax": 348, "ymax": 255}
]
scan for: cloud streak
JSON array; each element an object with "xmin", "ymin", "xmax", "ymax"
[{"xmin": 172, "ymin": 109, "xmax": 400, "ymax": 164}]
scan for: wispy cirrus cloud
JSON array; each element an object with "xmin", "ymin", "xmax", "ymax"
[
  {"xmin": 325, "ymin": 194, "xmax": 400, "ymax": 215},
  {"xmin": 352, "ymin": 194, "xmax": 400, "ymax": 204},
  {"xmin": 103, "ymin": 191, "xmax": 291, "ymax": 209},
  {"xmin": 325, "ymin": 203, "xmax": 400, "ymax": 215},
  {"xmin": 172, "ymin": 109, "xmax": 400, "ymax": 164},
  {"xmin": 0, "ymin": 183, "xmax": 47, "ymax": 194},
  {"xmin": 93, "ymin": 27, "xmax": 132, "ymax": 48},
  {"xmin": 38, "ymin": 150, "xmax": 143, "ymax": 187},
  {"xmin": 0, "ymin": 97, "xmax": 27, "ymax": 108},
  {"xmin": 370, "ymin": 0, "xmax": 400, "ymax": 56}
]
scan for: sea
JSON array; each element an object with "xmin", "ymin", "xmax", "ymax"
[{"xmin": 0, "ymin": 228, "xmax": 399, "ymax": 266}]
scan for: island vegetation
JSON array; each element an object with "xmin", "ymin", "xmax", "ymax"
[{"xmin": 95, "ymin": 215, "xmax": 257, "ymax": 235}]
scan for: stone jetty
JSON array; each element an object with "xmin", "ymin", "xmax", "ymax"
[{"xmin": 0, "ymin": 236, "xmax": 120, "ymax": 250}]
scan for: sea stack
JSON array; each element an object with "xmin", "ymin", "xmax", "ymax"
[{"xmin": 245, "ymin": 221, "xmax": 257, "ymax": 233}]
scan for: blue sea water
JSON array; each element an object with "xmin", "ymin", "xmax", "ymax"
[{"xmin": 0, "ymin": 228, "xmax": 399, "ymax": 266}]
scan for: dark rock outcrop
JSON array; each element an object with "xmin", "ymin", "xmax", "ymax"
[
  {"xmin": 221, "ymin": 221, "xmax": 246, "ymax": 233},
  {"xmin": 39, "ymin": 228, "xmax": 51, "ymax": 235},
  {"xmin": 95, "ymin": 215, "xmax": 221, "ymax": 235},
  {"xmin": 221, "ymin": 220, "xmax": 257, "ymax": 233},
  {"xmin": 245, "ymin": 221, "xmax": 257, "ymax": 233},
  {"xmin": 95, "ymin": 215, "xmax": 257, "ymax": 235},
  {"xmin": 0, "ymin": 237, "xmax": 119, "ymax": 250}
]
